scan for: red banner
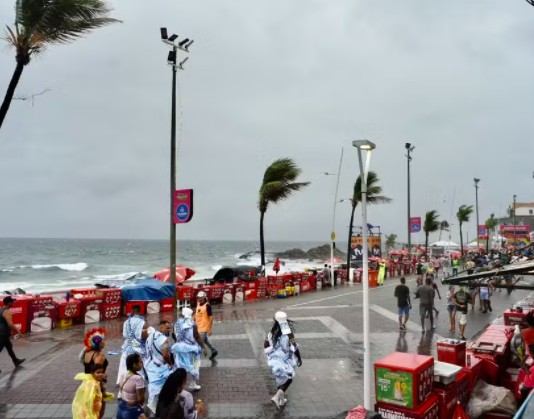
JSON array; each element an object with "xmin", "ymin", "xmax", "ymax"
[
  {"xmin": 478, "ymin": 225, "xmax": 488, "ymax": 240},
  {"xmin": 173, "ymin": 189, "xmax": 194, "ymax": 224},
  {"xmin": 410, "ymin": 217, "xmax": 421, "ymax": 233}
]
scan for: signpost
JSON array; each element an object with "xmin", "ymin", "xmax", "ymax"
[
  {"xmin": 478, "ymin": 225, "xmax": 488, "ymax": 241},
  {"xmin": 173, "ymin": 189, "xmax": 194, "ymax": 224},
  {"xmin": 409, "ymin": 217, "xmax": 421, "ymax": 233}
]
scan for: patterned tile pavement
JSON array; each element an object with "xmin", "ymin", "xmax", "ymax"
[{"xmin": 0, "ymin": 275, "xmax": 526, "ymax": 418}]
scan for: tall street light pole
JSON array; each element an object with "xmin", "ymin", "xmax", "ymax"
[
  {"xmin": 321, "ymin": 148, "xmax": 344, "ymax": 287},
  {"xmin": 353, "ymin": 139, "xmax": 376, "ymax": 410},
  {"xmin": 160, "ymin": 28, "xmax": 193, "ymax": 293},
  {"xmin": 474, "ymin": 178, "xmax": 480, "ymax": 249},
  {"xmin": 513, "ymin": 194, "xmax": 517, "ymax": 247},
  {"xmin": 405, "ymin": 144, "xmax": 415, "ymax": 255}
]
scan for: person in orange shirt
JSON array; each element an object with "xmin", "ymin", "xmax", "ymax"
[{"xmin": 194, "ymin": 292, "xmax": 218, "ymax": 360}]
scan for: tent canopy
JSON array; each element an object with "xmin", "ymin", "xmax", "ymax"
[{"xmin": 429, "ymin": 240, "xmax": 460, "ymax": 248}]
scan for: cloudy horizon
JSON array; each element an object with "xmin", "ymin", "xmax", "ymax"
[{"xmin": 1, "ymin": 0, "xmax": 534, "ymax": 244}]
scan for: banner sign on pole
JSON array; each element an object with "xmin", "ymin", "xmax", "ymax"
[
  {"xmin": 350, "ymin": 236, "xmax": 382, "ymax": 261},
  {"xmin": 409, "ymin": 217, "xmax": 421, "ymax": 233},
  {"xmin": 500, "ymin": 225, "xmax": 530, "ymax": 247},
  {"xmin": 478, "ymin": 225, "xmax": 488, "ymax": 240},
  {"xmin": 173, "ymin": 189, "xmax": 194, "ymax": 224}
]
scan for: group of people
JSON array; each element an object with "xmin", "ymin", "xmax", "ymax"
[
  {"xmin": 73, "ymin": 291, "xmax": 218, "ymax": 419},
  {"xmin": 71, "ymin": 292, "xmax": 303, "ymax": 418}
]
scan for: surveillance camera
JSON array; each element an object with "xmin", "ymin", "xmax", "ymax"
[
  {"xmin": 405, "ymin": 143, "xmax": 411, "ymax": 149},
  {"xmin": 178, "ymin": 38, "xmax": 190, "ymax": 47},
  {"xmin": 168, "ymin": 34, "xmax": 178, "ymax": 42}
]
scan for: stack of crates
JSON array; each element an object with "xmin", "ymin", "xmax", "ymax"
[{"xmin": 374, "ymin": 352, "xmax": 438, "ymax": 419}]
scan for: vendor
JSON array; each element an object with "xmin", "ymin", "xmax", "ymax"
[{"xmin": 522, "ymin": 312, "xmax": 534, "ymax": 357}]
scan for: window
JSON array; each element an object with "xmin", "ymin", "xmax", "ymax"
[{"xmin": 530, "ymin": 209, "xmax": 533, "ymax": 215}]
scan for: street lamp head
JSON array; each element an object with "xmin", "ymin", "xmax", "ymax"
[
  {"xmin": 178, "ymin": 38, "xmax": 190, "ymax": 47},
  {"xmin": 184, "ymin": 40, "xmax": 194, "ymax": 50},
  {"xmin": 168, "ymin": 34, "xmax": 178, "ymax": 42},
  {"xmin": 160, "ymin": 27, "xmax": 168, "ymax": 40},
  {"xmin": 474, "ymin": 178, "xmax": 480, "ymax": 184},
  {"xmin": 352, "ymin": 139, "xmax": 376, "ymax": 151},
  {"xmin": 405, "ymin": 143, "xmax": 415, "ymax": 152},
  {"xmin": 167, "ymin": 50, "xmax": 176, "ymax": 63}
]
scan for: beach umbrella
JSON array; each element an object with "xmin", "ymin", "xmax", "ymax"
[
  {"xmin": 388, "ymin": 250, "xmax": 401, "ymax": 255},
  {"xmin": 273, "ymin": 257, "xmax": 281, "ymax": 274},
  {"xmin": 154, "ymin": 266, "xmax": 196, "ymax": 284},
  {"xmin": 325, "ymin": 257, "xmax": 343, "ymax": 264}
]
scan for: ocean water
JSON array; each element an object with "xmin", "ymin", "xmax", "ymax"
[{"xmin": 0, "ymin": 238, "xmax": 326, "ymax": 293}]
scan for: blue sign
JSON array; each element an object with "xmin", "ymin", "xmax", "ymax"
[
  {"xmin": 412, "ymin": 224, "xmax": 420, "ymax": 232},
  {"xmin": 176, "ymin": 203, "xmax": 189, "ymax": 222}
]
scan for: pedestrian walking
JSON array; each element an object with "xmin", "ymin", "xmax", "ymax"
[
  {"xmin": 265, "ymin": 311, "xmax": 302, "ymax": 408},
  {"xmin": 195, "ymin": 291, "xmax": 218, "ymax": 360},
  {"xmin": 467, "ymin": 282, "xmax": 478, "ymax": 312},
  {"xmin": 145, "ymin": 321, "xmax": 174, "ymax": 414},
  {"xmin": 394, "ymin": 277, "xmax": 411, "ymax": 331},
  {"xmin": 415, "ymin": 277, "xmax": 435, "ymax": 333},
  {"xmin": 0, "ymin": 296, "xmax": 25, "ymax": 374},
  {"xmin": 453, "ymin": 286, "xmax": 472, "ymax": 340},
  {"xmin": 480, "ymin": 280, "xmax": 493, "ymax": 314},
  {"xmin": 430, "ymin": 276, "xmax": 441, "ymax": 316},
  {"xmin": 156, "ymin": 368, "xmax": 204, "ymax": 419},
  {"xmin": 322, "ymin": 264, "xmax": 330, "ymax": 286},
  {"xmin": 447, "ymin": 286, "xmax": 456, "ymax": 332},
  {"xmin": 378, "ymin": 260, "xmax": 386, "ymax": 286},
  {"xmin": 172, "ymin": 307, "xmax": 207, "ymax": 391},
  {"xmin": 452, "ymin": 258, "xmax": 459, "ymax": 275},
  {"xmin": 117, "ymin": 354, "xmax": 146, "ymax": 419},
  {"xmin": 442, "ymin": 256, "xmax": 451, "ymax": 279},
  {"xmin": 433, "ymin": 257, "xmax": 441, "ymax": 278},
  {"xmin": 117, "ymin": 305, "xmax": 148, "ymax": 385}
]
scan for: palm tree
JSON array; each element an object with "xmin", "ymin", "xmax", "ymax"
[
  {"xmin": 385, "ymin": 234, "xmax": 397, "ymax": 253},
  {"xmin": 423, "ymin": 210, "xmax": 440, "ymax": 251},
  {"xmin": 457, "ymin": 205, "xmax": 474, "ymax": 255},
  {"xmin": 345, "ymin": 171, "xmax": 391, "ymax": 276},
  {"xmin": 485, "ymin": 214, "xmax": 497, "ymax": 250},
  {"xmin": 438, "ymin": 220, "xmax": 449, "ymax": 241},
  {"xmin": 258, "ymin": 158, "xmax": 310, "ymax": 267},
  {"xmin": 0, "ymin": 0, "xmax": 120, "ymax": 130}
]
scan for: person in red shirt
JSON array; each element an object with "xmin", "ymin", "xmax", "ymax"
[{"xmin": 522, "ymin": 311, "xmax": 534, "ymax": 357}]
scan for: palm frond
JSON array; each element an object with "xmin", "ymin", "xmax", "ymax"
[
  {"xmin": 456, "ymin": 205, "xmax": 474, "ymax": 223},
  {"xmin": 423, "ymin": 210, "xmax": 441, "ymax": 233},
  {"xmin": 352, "ymin": 171, "xmax": 392, "ymax": 207}
]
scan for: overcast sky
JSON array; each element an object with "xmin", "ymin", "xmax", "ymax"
[{"xmin": 1, "ymin": 0, "xmax": 534, "ymax": 243}]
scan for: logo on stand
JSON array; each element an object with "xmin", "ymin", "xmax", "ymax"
[
  {"xmin": 410, "ymin": 217, "xmax": 421, "ymax": 233},
  {"xmin": 173, "ymin": 189, "xmax": 194, "ymax": 224}
]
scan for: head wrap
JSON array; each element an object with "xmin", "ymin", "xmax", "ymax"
[
  {"xmin": 275, "ymin": 311, "xmax": 287, "ymax": 323},
  {"xmin": 84, "ymin": 328, "xmax": 106, "ymax": 351},
  {"xmin": 197, "ymin": 291, "xmax": 207, "ymax": 298},
  {"xmin": 182, "ymin": 307, "xmax": 194, "ymax": 318}
]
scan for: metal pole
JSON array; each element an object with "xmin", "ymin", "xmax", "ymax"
[
  {"xmin": 407, "ymin": 150, "xmax": 411, "ymax": 255},
  {"xmin": 475, "ymin": 179, "xmax": 480, "ymax": 249},
  {"xmin": 358, "ymin": 148, "xmax": 372, "ymax": 409},
  {"xmin": 331, "ymin": 149, "xmax": 344, "ymax": 287},
  {"xmin": 513, "ymin": 195, "xmax": 517, "ymax": 247},
  {"xmin": 170, "ymin": 45, "xmax": 177, "ymax": 291}
]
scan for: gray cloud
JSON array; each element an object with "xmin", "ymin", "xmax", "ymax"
[{"xmin": 0, "ymin": 0, "xmax": 533, "ymax": 243}]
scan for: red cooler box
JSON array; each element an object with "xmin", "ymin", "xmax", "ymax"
[
  {"xmin": 375, "ymin": 352, "xmax": 434, "ymax": 410},
  {"xmin": 77, "ymin": 296, "xmax": 103, "ymax": 324},
  {"xmin": 122, "ymin": 300, "xmax": 146, "ymax": 316},
  {"xmin": 375, "ymin": 394, "xmax": 439, "ymax": 419},
  {"xmin": 56, "ymin": 300, "xmax": 81, "ymax": 319},
  {"xmin": 71, "ymin": 288, "xmax": 97, "ymax": 298},
  {"xmin": 0, "ymin": 295, "xmax": 30, "ymax": 317},
  {"xmin": 102, "ymin": 302, "xmax": 121, "ymax": 320},
  {"xmin": 96, "ymin": 288, "xmax": 122, "ymax": 304},
  {"xmin": 207, "ymin": 285, "xmax": 224, "ymax": 301},
  {"xmin": 12, "ymin": 313, "xmax": 27, "ymax": 335},
  {"xmin": 434, "ymin": 384, "xmax": 458, "ymax": 419},
  {"xmin": 26, "ymin": 303, "xmax": 57, "ymax": 332},
  {"xmin": 437, "ymin": 339, "xmax": 466, "ymax": 367},
  {"xmin": 28, "ymin": 295, "xmax": 54, "ymax": 307},
  {"xmin": 244, "ymin": 280, "xmax": 259, "ymax": 300},
  {"xmin": 504, "ymin": 309, "xmax": 528, "ymax": 326},
  {"xmin": 161, "ymin": 298, "xmax": 174, "ymax": 312}
]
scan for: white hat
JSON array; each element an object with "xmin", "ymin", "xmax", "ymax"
[
  {"xmin": 197, "ymin": 291, "xmax": 207, "ymax": 298},
  {"xmin": 182, "ymin": 307, "xmax": 193, "ymax": 318},
  {"xmin": 275, "ymin": 311, "xmax": 287, "ymax": 322}
]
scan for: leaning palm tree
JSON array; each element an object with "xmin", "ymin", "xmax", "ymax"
[
  {"xmin": 258, "ymin": 158, "xmax": 310, "ymax": 267},
  {"xmin": 346, "ymin": 171, "xmax": 391, "ymax": 276},
  {"xmin": 0, "ymin": 0, "xmax": 120, "ymax": 130},
  {"xmin": 423, "ymin": 210, "xmax": 440, "ymax": 252},
  {"xmin": 385, "ymin": 234, "xmax": 397, "ymax": 253},
  {"xmin": 457, "ymin": 205, "xmax": 474, "ymax": 255},
  {"xmin": 438, "ymin": 220, "xmax": 449, "ymax": 241}
]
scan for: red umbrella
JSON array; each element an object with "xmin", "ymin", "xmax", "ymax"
[
  {"xmin": 273, "ymin": 257, "xmax": 281, "ymax": 273},
  {"xmin": 325, "ymin": 257, "xmax": 343, "ymax": 263},
  {"xmin": 388, "ymin": 250, "xmax": 401, "ymax": 255},
  {"xmin": 154, "ymin": 266, "xmax": 196, "ymax": 284}
]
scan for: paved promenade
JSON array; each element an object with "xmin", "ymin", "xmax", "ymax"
[{"xmin": 0, "ymin": 275, "xmax": 524, "ymax": 419}]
